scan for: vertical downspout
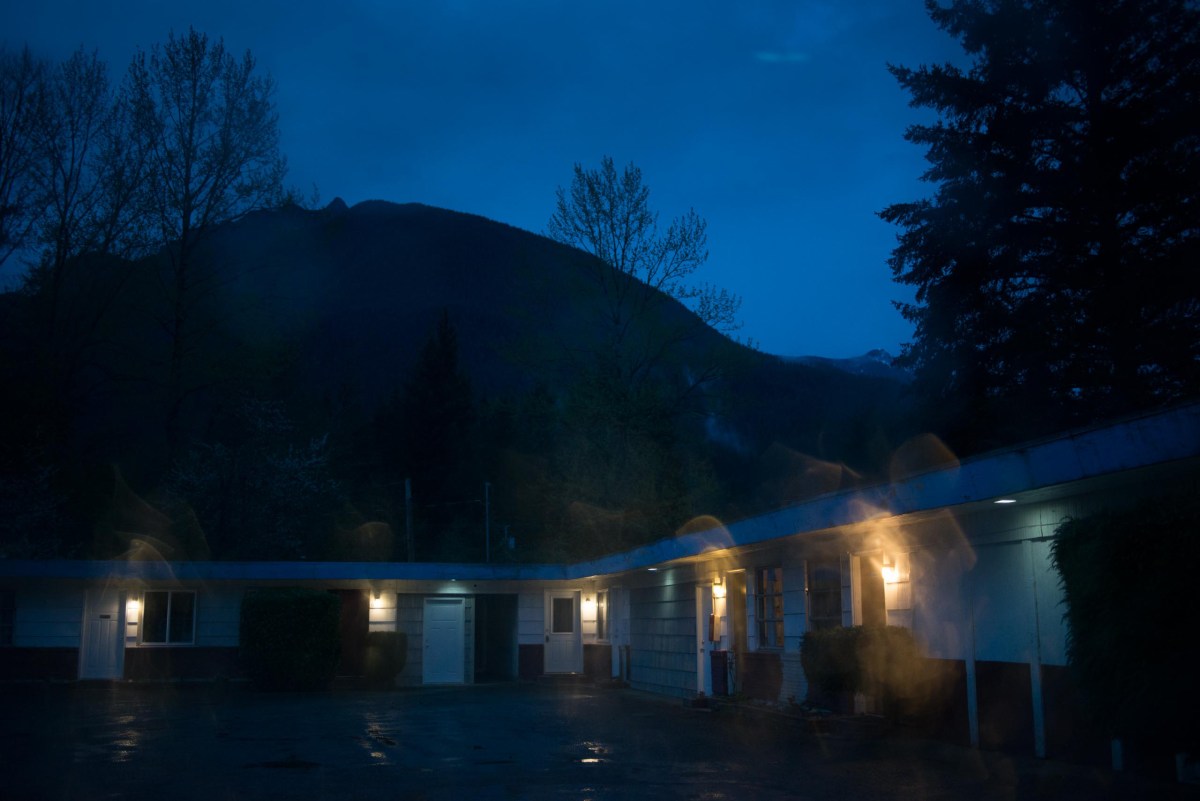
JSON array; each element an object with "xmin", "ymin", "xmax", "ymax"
[{"xmin": 1028, "ymin": 540, "xmax": 1047, "ymax": 758}]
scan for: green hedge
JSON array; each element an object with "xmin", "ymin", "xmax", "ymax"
[
  {"xmin": 364, "ymin": 630, "xmax": 408, "ymax": 687},
  {"xmin": 801, "ymin": 625, "xmax": 922, "ymax": 716},
  {"xmin": 240, "ymin": 588, "xmax": 342, "ymax": 691},
  {"xmin": 1051, "ymin": 494, "xmax": 1200, "ymax": 750}
]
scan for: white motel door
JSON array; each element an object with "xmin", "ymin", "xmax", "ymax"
[
  {"xmin": 423, "ymin": 598, "xmax": 466, "ymax": 684},
  {"xmin": 544, "ymin": 590, "xmax": 582, "ymax": 674},
  {"xmin": 79, "ymin": 588, "xmax": 124, "ymax": 680}
]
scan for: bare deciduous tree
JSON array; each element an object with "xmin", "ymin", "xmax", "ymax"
[
  {"xmin": 127, "ymin": 27, "xmax": 286, "ymax": 462},
  {"xmin": 548, "ymin": 155, "xmax": 741, "ymax": 337},
  {"xmin": 0, "ymin": 46, "xmax": 46, "ymax": 270}
]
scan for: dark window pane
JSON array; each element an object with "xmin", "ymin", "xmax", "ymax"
[
  {"xmin": 552, "ymin": 597, "xmax": 574, "ymax": 633},
  {"xmin": 168, "ymin": 593, "xmax": 195, "ymax": 643},
  {"xmin": 142, "ymin": 592, "xmax": 169, "ymax": 643},
  {"xmin": 0, "ymin": 590, "xmax": 13, "ymax": 646},
  {"xmin": 808, "ymin": 560, "xmax": 842, "ymax": 630},
  {"xmin": 756, "ymin": 567, "xmax": 784, "ymax": 647}
]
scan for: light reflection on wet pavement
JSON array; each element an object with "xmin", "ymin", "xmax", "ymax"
[{"xmin": 2, "ymin": 683, "xmax": 1194, "ymax": 800}]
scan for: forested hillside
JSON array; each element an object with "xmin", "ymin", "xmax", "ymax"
[{"xmin": 0, "ymin": 200, "xmax": 916, "ymax": 562}]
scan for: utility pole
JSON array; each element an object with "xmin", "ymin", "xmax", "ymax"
[
  {"xmin": 484, "ymin": 481, "xmax": 491, "ymax": 562},
  {"xmin": 405, "ymin": 478, "xmax": 414, "ymax": 562}
]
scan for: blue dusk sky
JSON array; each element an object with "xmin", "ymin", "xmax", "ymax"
[{"xmin": 4, "ymin": 1, "xmax": 964, "ymax": 358}]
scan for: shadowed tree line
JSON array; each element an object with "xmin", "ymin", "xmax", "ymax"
[
  {"xmin": 0, "ymin": 29, "xmax": 290, "ymax": 559},
  {"xmin": 1, "ymin": 33, "xmax": 913, "ymax": 563}
]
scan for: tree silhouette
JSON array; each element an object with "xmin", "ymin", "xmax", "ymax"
[
  {"xmin": 128, "ymin": 27, "xmax": 285, "ymax": 464},
  {"xmin": 0, "ymin": 46, "xmax": 44, "ymax": 269},
  {"xmin": 400, "ymin": 311, "xmax": 480, "ymax": 560},
  {"xmin": 882, "ymin": 0, "xmax": 1200, "ymax": 446}
]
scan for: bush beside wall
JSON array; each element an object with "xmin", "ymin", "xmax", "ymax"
[
  {"xmin": 801, "ymin": 625, "xmax": 922, "ymax": 717},
  {"xmin": 1052, "ymin": 494, "xmax": 1200, "ymax": 753},
  {"xmin": 240, "ymin": 588, "xmax": 341, "ymax": 690},
  {"xmin": 364, "ymin": 631, "xmax": 407, "ymax": 687}
]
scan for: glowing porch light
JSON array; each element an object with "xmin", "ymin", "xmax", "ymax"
[
  {"xmin": 881, "ymin": 554, "xmax": 899, "ymax": 584},
  {"xmin": 370, "ymin": 591, "xmax": 383, "ymax": 609},
  {"xmin": 711, "ymin": 578, "xmax": 726, "ymax": 599},
  {"xmin": 581, "ymin": 595, "xmax": 597, "ymax": 617}
]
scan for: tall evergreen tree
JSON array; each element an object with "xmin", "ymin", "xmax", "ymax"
[
  {"xmin": 401, "ymin": 311, "xmax": 479, "ymax": 560},
  {"xmin": 882, "ymin": 0, "xmax": 1200, "ymax": 446}
]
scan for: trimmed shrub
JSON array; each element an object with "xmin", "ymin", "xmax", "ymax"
[
  {"xmin": 800, "ymin": 627, "xmax": 860, "ymax": 700},
  {"xmin": 364, "ymin": 631, "xmax": 408, "ymax": 688},
  {"xmin": 1052, "ymin": 494, "xmax": 1200, "ymax": 751},
  {"xmin": 801, "ymin": 625, "xmax": 922, "ymax": 717},
  {"xmin": 240, "ymin": 588, "xmax": 341, "ymax": 691}
]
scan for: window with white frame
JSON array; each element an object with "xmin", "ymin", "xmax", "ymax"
[
  {"xmin": 0, "ymin": 590, "xmax": 13, "ymax": 646},
  {"xmin": 596, "ymin": 590, "xmax": 608, "ymax": 641},
  {"xmin": 755, "ymin": 567, "xmax": 784, "ymax": 648},
  {"xmin": 140, "ymin": 591, "xmax": 195, "ymax": 644}
]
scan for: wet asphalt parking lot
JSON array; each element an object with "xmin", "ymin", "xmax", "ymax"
[{"xmin": 2, "ymin": 682, "xmax": 1196, "ymax": 800}]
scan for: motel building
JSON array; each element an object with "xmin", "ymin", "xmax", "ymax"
[{"xmin": 2, "ymin": 402, "xmax": 1197, "ymax": 761}]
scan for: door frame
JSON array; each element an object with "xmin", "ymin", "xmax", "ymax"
[
  {"xmin": 79, "ymin": 588, "xmax": 125, "ymax": 680},
  {"xmin": 543, "ymin": 589, "xmax": 582, "ymax": 674},
  {"xmin": 422, "ymin": 596, "xmax": 466, "ymax": 684}
]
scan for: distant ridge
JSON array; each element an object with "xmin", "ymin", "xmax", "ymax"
[{"xmin": 786, "ymin": 349, "xmax": 912, "ymax": 382}]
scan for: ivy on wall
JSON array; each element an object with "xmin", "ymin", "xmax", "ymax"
[{"xmin": 1051, "ymin": 494, "xmax": 1200, "ymax": 751}]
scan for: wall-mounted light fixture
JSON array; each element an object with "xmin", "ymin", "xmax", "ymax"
[
  {"xmin": 370, "ymin": 590, "xmax": 383, "ymax": 609},
  {"xmin": 581, "ymin": 595, "xmax": 597, "ymax": 618},
  {"xmin": 711, "ymin": 578, "xmax": 726, "ymax": 599},
  {"xmin": 881, "ymin": 554, "xmax": 899, "ymax": 583},
  {"xmin": 126, "ymin": 597, "xmax": 140, "ymax": 621}
]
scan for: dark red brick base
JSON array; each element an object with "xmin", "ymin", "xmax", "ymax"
[
  {"xmin": 124, "ymin": 647, "xmax": 242, "ymax": 680},
  {"xmin": 518, "ymin": 644, "xmax": 543, "ymax": 680},
  {"xmin": 741, "ymin": 651, "xmax": 782, "ymax": 701},
  {"xmin": 583, "ymin": 644, "xmax": 611, "ymax": 680}
]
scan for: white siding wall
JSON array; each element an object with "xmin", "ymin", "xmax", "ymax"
[
  {"xmin": 463, "ymin": 596, "xmax": 475, "ymax": 684},
  {"xmin": 781, "ymin": 563, "xmax": 807, "ymax": 653},
  {"xmin": 969, "ymin": 542, "xmax": 1038, "ymax": 664},
  {"xmin": 746, "ymin": 570, "xmax": 759, "ymax": 651},
  {"xmin": 396, "ymin": 594, "xmax": 425, "ymax": 685},
  {"xmin": 13, "ymin": 586, "xmax": 84, "ymax": 648},
  {"xmin": 884, "ymin": 552, "xmax": 914, "ymax": 629},
  {"xmin": 581, "ymin": 590, "xmax": 598, "ymax": 642},
  {"xmin": 123, "ymin": 587, "xmax": 242, "ymax": 647},
  {"xmin": 780, "ymin": 563, "xmax": 808, "ymax": 703},
  {"xmin": 369, "ymin": 591, "xmax": 397, "ymax": 633},
  {"xmin": 1030, "ymin": 539, "xmax": 1067, "ymax": 666},
  {"xmin": 517, "ymin": 590, "xmax": 543, "ymax": 645},
  {"xmin": 195, "ymin": 588, "xmax": 242, "ymax": 647},
  {"xmin": 629, "ymin": 582, "xmax": 696, "ymax": 699},
  {"xmin": 910, "ymin": 544, "xmax": 973, "ymax": 660},
  {"xmin": 906, "ymin": 496, "xmax": 1106, "ymax": 667}
]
